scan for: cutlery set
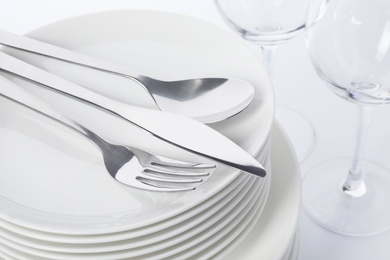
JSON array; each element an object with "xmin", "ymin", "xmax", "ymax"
[{"xmin": 0, "ymin": 29, "xmax": 265, "ymax": 192}]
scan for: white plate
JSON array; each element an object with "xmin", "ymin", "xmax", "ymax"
[
  {"xmin": 0, "ymin": 169, "xmax": 269, "ymax": 259},
  {"xmin": 0, "ymin": 122, "xmax": 300, "ymax": 260},
  {"xmin": 0, "ymin": 10, "xmax": 273, "ymax": 235},
  {"xmin": 0, "ymin": 250, "xmax": 17, "ymax": 260},
  {"xmin": 0, "ymin": 175, "xmax": 253, "ymax": 244},
  {"xmin": 0, "ymin": 149, "xmax": 269, "ymax": 257},
  {"xmin": 169, "ymin": 170, "xmax": 271, "ymax": 259},
  {"xmin": 214, "ymin": 121, "xmax": 301, "ymax": 260},
  {"xmin": 0, "ymin": 139, "xmax": 269, "ymax": 245},
  {"xmin": 0, "ymin": 173, "xmax": 267, "ymax": 254},
  {"xmin": 288, "ymin": 231, "xmax": 300, "ymax": 260},
  {"xmin": 0, "ymin": 144, "xmax": 270, "ymax": 256},
  {"xmin": 0, "ymin": 141, "xmax": 270, "ymax": 245}
]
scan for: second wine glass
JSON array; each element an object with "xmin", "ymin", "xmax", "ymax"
[
  {"xmin": 304, "ymin": 0, "xmax": 390, "ymax": 236},
  {"xmin": 214, "ymin": 0, "xmax": 314, "ymax": 161}
]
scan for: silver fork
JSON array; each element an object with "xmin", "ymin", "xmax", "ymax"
[{"xmin": 0, "ymin": 75, "xmax": 215, "ymax": 192}]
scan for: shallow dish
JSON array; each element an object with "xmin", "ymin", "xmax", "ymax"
[
  {"xmin": 214, "ymin": 122, "xmax": 301, "ymax": 260},
  {"xmin": 0, "ymin": 122, "xmax": 300, "ymax": 260},
  {"xmin": 0, "ymin": 10, "xmax": 273, "ymax": 235},
  {"xmin": 0, "ymin": 173, "xmax": 267, "ymax": 254}
]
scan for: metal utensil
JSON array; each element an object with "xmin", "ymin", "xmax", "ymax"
[
  {"xmin": 0, "ymin": 52, "xmax": 266, "ymax": 177},
  {"xmin": 0, "ymin": 75, "xmax": 215, "ymax": 192},
  {"xmin": 0, "ymin": 29, "xmax": 255, "ymax": 124}
]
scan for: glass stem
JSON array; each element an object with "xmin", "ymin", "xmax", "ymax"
[
  {"xmin": 341, "ymin": 106, "xmax": 372, "ymax": 198},
  {"xmin": 261, "ymin": 45, "xmax": 278, "ymax": 79}
]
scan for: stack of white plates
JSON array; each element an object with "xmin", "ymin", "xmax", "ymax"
[{"xmin": 0, "ymin": 10, "xmax": 300, "ymax": 259}]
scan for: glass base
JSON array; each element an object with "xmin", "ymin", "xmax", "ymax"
[
  {"xmin": 303, "ymin": 158, "xmax": 390, "ymax": 236},
  {"xmin": 275, "ymin": 107, "xmax": 315, "ymax": 161}
]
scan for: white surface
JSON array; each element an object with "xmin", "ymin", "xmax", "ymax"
[
  {"xmin": 0, "ymin": 178, "xmax": 267, "ymax": 259},
  {"xmin": 220, "ymin": 121, "xmax": 301, "ymax": 260},
  {"xmin": 0, "ymin": 122, "xmax": 298, "ymax": 259},
  {"xmin": 0, "ymin": 149, "xmax": 270, "ymax": 255},
  {"xmin": 0, "ymin": 9, "xmax": 272, "ymax": 234},
  {"xmin": 0, "ymin": 175, "xmax": 266, "ymax": 253},
  {"xmin": 1, "ymin": 1, "xmax": 390, "ymax": 259}
]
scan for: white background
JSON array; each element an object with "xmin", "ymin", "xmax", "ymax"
[{"xmin": 1, "ymin": 1, "xmax": 390, "ymax": 259}]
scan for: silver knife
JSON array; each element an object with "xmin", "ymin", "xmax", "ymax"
[{"xmin": 0, "ymin": 52, "xmax": 266, "ymax": 177}]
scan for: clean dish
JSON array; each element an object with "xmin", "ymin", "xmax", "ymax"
[
  {"xmin": 0, "ymin": 174, "xmax": 250, "ymax": 243},
  {"xmin": 0, "ymin": 142, "xmax": 270, "ymax": 246},
  {"xmin": 288, "ymin": 232, "xmax": 300, "ymax": 260},
  {"xmin": 0, "ymin": 10, "xmax": 273, "ymax": 235},
  {"xmin": 0, "ymin": 174, "xmax": 267, "ymax": 259},
  {"xmin": 0, "ymin": 145, "xmax": 270, "ymax": 257},
  {"xmin": 0, "ymin": 143, "xmax": 270, "ymax": 250},
  {"xmin": 0, "ymin": 122, "xmax": 300, "ymax": 260},
  {"xmin": 0, "ymin": 173, "xmax": 266, "ymax": 254},
  {"xmin": 0, "ymin": 149, "xmax": 269, "ymax": 257},
  {"xmin": 0, "ymin": 141, "xmax": 269, "ymax": 246},
  {"xmin": 170, "ymin": 173, "xmax": 271, "ymax": 259},
  {"xmin": 0, "ymin": 250, "xmax": 17, "ymax": 260},
  {"xmin": 214, "ymin": 121, "xmax": 301, "ymax": 260}
]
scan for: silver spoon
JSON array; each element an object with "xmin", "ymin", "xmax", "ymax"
[{"xmin": 0, "ymin": 29, "xmax": 255, "ymax": 124}]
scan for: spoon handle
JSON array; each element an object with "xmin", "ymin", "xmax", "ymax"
[{"xmin": 0, "ymin": 29, "xmax": 145, "ymax": 86}]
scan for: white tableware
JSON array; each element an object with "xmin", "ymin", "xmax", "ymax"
[
  {"xmin": 0, "ymin": 174, "xmax": 250, "ymax": 243},
  {"xmin": 0, "ymin": 174, "xmax": 267, "ymax": 254},
  {"xmin": 0, "ymin": 122, "xmax": 300, "ymax": 260},
  {"xmin": 215, "ymin": 122, "xmax": 301, "ymax": 260},
  {"xmin": 288, "ymin": 232, "xmax": 300, "ymax": 260},
  {"xmin": 0, "ymin": 143, "xmax": 270, "ymax": 257},
  {"xmin": 0, "ymin": 162, "xmax": 269, "ymax": 259},
  {"xmin": 0, "ymin": 180, "xmax": 265, "ymax": 259},
  {"xmin": 0, "ymin": 139, "xmax": 269, "ymax": 245},
  {"xmin": 0, "ymin": 10, "xmax": 273, "ymax": 235},
  {"xmin": 0, "ymin": 250, "xmax": 17, "ymax": 260}
]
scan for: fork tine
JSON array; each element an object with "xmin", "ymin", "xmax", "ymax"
[
  {"xmin": 137, "ymin": 173, "xmax": 204, "ymax": 184},
  {"xmin": 143, "ymin": 168, "xmax": 211, "ymax": 179},
  {"xmin": 136, "ymin": 176, "xmax": 201, "ymax": 192}
]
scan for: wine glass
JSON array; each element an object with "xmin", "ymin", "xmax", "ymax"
[
  {"xmin": 214, "ymin": 0, "xmax": 314, "ymax": 161},
  {"xmin": 304, "ymin": 0, "xmax": 390, "ymax": 236}
]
